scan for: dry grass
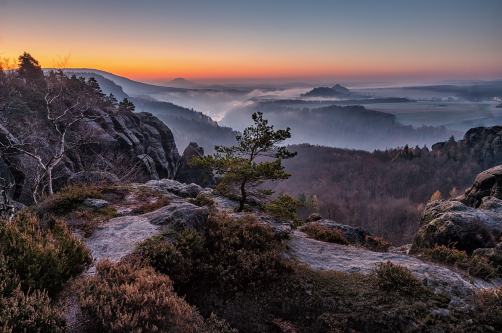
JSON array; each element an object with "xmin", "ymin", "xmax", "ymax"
[
  {"xmin": 300, "ymin": 222, "xmax": 350, "ymax": 245},
  {"xmin": 474, "ymin": 286, "xmax": 502, "ymax": 330},
  {"xmin": 373, "ymin": 261, "xmax": 425, "ymax": 296},
  {"xmin": 365, "ymin": 236, "xmax": 392, "ymax": 252},
  {"xmin": 131, "ymin": 194, "xmax": 170, "ymax": 215},
  {"xmin": 76, "ymin": 258, "xmax": 198, "ymax": 333},
  {"xmin": 420, "ymin": 245, "xmax": 498, "ymax": 280}
]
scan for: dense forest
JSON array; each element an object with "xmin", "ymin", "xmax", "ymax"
[{"xmin": 268, "ymin": 140, "xmax": 484, "ymax": 245}]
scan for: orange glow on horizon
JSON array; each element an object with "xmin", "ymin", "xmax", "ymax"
[{"xmin": 3, "ymin": 50, "xmax": 501, "ymax": 83}]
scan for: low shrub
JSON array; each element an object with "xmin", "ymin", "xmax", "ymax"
[
  {"xmin": 44, "ymin": 184, "xmax": 106, "ymax": 216},
  {"xmin": 139, "ymin": 212, "xmax": 291, "ymax": 294},
  {"xmin": 0, "ymin": 282, "xmax": 68, "ymax": 333},
  {"xmin": 373, "ymin": 261, "xmax": 424, "ymax": 296},
  {"xmin": 0, "ymin": 213, "xmax": 93, "ymax": 295},
  {"xmin": 189, "ymin": 193, "xmax": 215, "ymax": 208},
  {"xmin": 77, "ymin": 258, "xmax": 198, "ymax": 333},
  {"xmin": 73, "ymin": 208, "xmax": 121, "ymax": 237},
  {"xmin": 300, "ymin": 223, "xmax": 350, "ymax": 245},
  {"xmin": 365, "ymin": 236, "xmax": 392, "ymax": 252},
  {"xmin": 474, "ymin": 286, "xmax": 502, "ymax": 330},
  {"xmin": 422, "ymin": 244, "xmax": 469, "ymax": 264},
  {"xmin": 466, "ymin": 255, "xmax": 497, "ymax": 280},
  {"xmin": 132, "ymin": 196, "xmax": 170, "ymax": 215},
  {"xmin": 421, "ymin": 245, "xmax": 498, "ymax": 279}
]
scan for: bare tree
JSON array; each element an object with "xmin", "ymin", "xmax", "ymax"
[{"xmin": 0, "ymin": 67, "xmax": 103, "ymax": 196}]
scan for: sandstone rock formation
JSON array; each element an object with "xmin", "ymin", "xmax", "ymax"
[
  {"xmin": 303, "ymin": 219, "xmax": 374, "ymax": 245},
  {"xmin": 410, "ymin": 199, "xmax": 502, "ymax": 253},
  {"xmin": 459, "ymin": 165, "xmax": 502, "ymax": 208},
  {"xmin": 175, "ymin": 142, "xmax": 217, "ymax": 187},
  {"xmin": 287, "ymin": 231, "xmax": 500, "ymax": 298},
  {"xmin": 306, "ymin": 213, "xmax": 323, "ymax": 222},
  {"xmin": 433, "ymin": 126, "xmax": 502, "ymax": 168},
  {"xmin": 411, "ymin": 165, "xmax": 502, "ymax": 254}
]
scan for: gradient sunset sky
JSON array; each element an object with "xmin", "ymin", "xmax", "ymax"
[{"xmin": 1, "ymin": 0, "xmax": 501, "ymax": 83}]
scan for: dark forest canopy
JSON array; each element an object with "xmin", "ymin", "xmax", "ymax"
[{"xmin": 267, "ymin": 139, "xmax": 491, "ymax": 245}]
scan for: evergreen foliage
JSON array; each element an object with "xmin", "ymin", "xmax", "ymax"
[{"xmin": 189, "ymin": 112, "xmax": 296, "ymax": 211}]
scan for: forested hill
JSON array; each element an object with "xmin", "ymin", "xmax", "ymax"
[
  {"xmin": 67, "ymin": 71, "xmax": 239, "ymax": 153},
  {"xmin": 268, "ymin": 127, "xmax": 502, "ymax": 246},
  {"xmin": 220, "ymin": 102, "xmax": 460, "ymax": 151}
]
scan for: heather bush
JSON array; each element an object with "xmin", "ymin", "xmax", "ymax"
[
  {"xmin": 189, "ymin": 193, "xmax": 216, "ymax": 209},
  {"xmin": 365, "ymin": 236, "xmax": 392, "ymax": 252},
  {"xmin": 373, "ymin": 261, "xmax": 424, "ymax": 296},
  {"xmin": 421, "ymin": 245, "xmax": 498, "ymax": 279},
  {"xmin": 300, "ymin": 223, "xmax": 350, "ymax": 245},
  {"xmin": 131, "ymin": 196, "xmax": 170, "ymax": 214},
  {"xmin": 474, "ymin": 286, "xmax": 502, "ymax": 330},
  {"xmin": 139, "ymin": 212, "xmax": 291, "ymax": 294},
  {"xmin": 0, "ymin": 213, "xmax": 92, "ymax": 295},
  {"xmin": 73, "ymin": 208, "xmax": 121, "ymax": 237},
  {"xmin": 43, "ymin": 184, "xmax": 106, "ymax": 216},
  {"xmin": 77, "ymin": 258, "xmax": 198, "ymax": 333},
  {"xmin": 0, "ymin": 282, "xmax": 68, "ymax": 333},
  {"xmin": 422, "ymin": 244, "xmax": 469, "ymax": 264}
]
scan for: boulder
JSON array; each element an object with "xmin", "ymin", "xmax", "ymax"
[
  {"xmin": 68, "ymin": 171, "xmax": 120, "ymax": 185},
  {"xmin": 142, "ymin": 179, "xmax": 202, "ymax": 198},
  {"xmin": 459, "ymin": 165, "xmax": 502, "ymax": 208},
  {"xmin": 306, "ymin": 213, "xmax": 323, "ymax": 223},
  {"xmin": 410, "ymin": 200, "xmax": 502, "ymax": 254},
  {"xmin": 305, "ymin": 219, "xmax": 373, "ymax": 245},
  {"xmin": 83, "ymin": 198, "xmax": 109, "ymax": 209},
  {"xmin": 145, "ymin": 202, "xmax": 210, "ymax": 233},
  {"xmin": 174, "ymin": 142, "xmax": 216, "ymax": 188}
]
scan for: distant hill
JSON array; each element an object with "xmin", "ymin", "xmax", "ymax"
[
  {"xmin": 220, "ymin": 102, "xmax": 460, "ymax": 151},
  {"xmin": 301, "ymin": 87, "xmax": 342, "ymax": 98},
  {"xmin": 332, "ymin": 84, "xmax": 350, "ymax": 93},
  {"xmin": 166, "ymin": 78, "xmax": 200, "ymax": 88},
  {"xmin": 64, "ymin": 72, "xmax": 130, "ymax": 101},
  {"xmin": 63, "ymin": 68, "xmax": 187, "ymax": 96},
  {"xmin": 61, "ymin": 70, "xmax": 239, "ymax": 153},
  {"xmin": 404, "ymin": 80, "xmax": 502, "ymax": 102}
]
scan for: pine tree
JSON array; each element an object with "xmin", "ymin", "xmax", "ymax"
[{"xmin": 189, "ymin": 112, "xmax": 296, "ymax": 212}]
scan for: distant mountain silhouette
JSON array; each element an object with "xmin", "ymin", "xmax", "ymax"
[
  {"xmin": 63, "ymin": 68, "xmax": 187, "ymax": 96},
  {"xmin": 301, "ymin": 87, "xmax": 342, "ymax": 98},
  {"xmin": 332, "ymin": 84, "xmax": 350, "ymax": 93},
  {"xmin": 166, "ymin": 78, "xmax": 200, "ymax": 88}
]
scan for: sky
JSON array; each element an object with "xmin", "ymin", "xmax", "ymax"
[{"xmin": 1, "ymin": 0, "xmax": 501, "ymax": 84}]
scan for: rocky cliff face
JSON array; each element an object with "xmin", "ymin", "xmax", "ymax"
[
  {"xmin": 0, "ymin": 111, "xmax": 186, "ymax": 204},
  {"xmin": 411, "ymin": 165, "xmax": 502, "ymax": 254},
  {"xmin": 174, "ymin": 142, "xmax": 216, "ymax": 188},
  {"xmin": 433, "ymin": 126, "xmax": 502, "ymax": 168},
  {"xmin": 91, "ymin": 111, "xmax": 181, "ymax": 180}
]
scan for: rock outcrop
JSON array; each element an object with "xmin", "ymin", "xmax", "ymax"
[
  {"xmin": 175, "ymin": 142, "xmax": 217, "ymax": 187},
  {"xmin": 410, "ymin": 199, "xmax": 502, "ymax": 253},
  {"xmin": 92, "ymin": 112, "xmax": 180, "ymax": 180},
  {"xmin": 459, "ymin": 165, "xmax": 502, "ymax": 208},
  {"xmin": 1, "ymin": 111, "xmax": 183, "ymax": 204},
  {"xmin": 411, "ymin": 165, "xmax": 502, "ymax": 254},
  {"xmin": 303, "ymin": 219, "xmax": 374, "ymax": 245},
  {"xmin": 287, "ymin": 231, "xmax": 500, "ymax": 298},
  {"xmin": 433, "ymin": 126, "xmax": 502, "ymax": 169}
]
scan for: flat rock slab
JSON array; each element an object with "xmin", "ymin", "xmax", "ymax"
[
  {"xmin": 85, "ymin": 215, "xmax": 160, "ymax": 274},
  {"xmin": 288, "ymin": 231, "xmax": 501, "ymax": 298}
]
